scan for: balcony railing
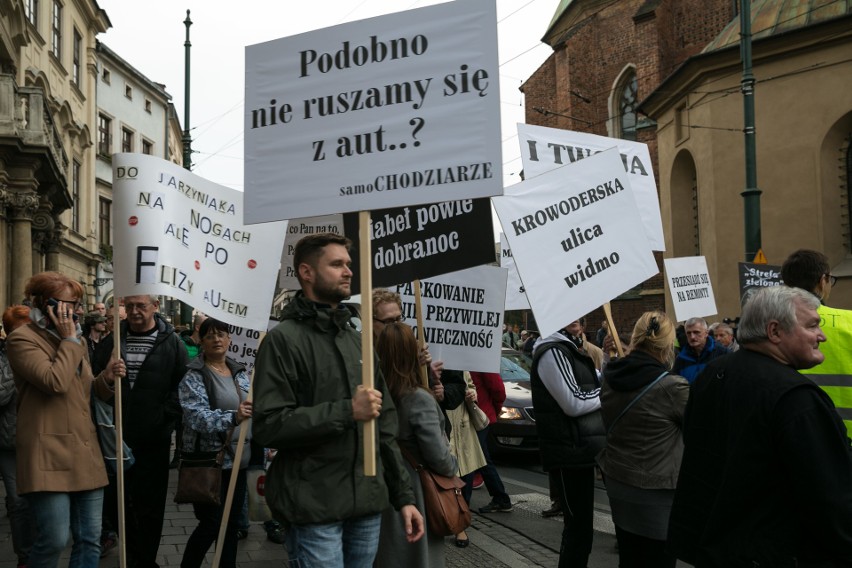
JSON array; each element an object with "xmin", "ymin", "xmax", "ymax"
[{"xmin": 0, "ymin": 74, "xmax": 70, "ymax": 179}]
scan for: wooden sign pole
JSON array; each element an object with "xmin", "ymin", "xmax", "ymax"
[{"xmin": 359, "ymin": 211, "xmax": 377, "ymax": 476}]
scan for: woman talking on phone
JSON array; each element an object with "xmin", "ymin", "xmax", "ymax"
[{"xmin": 6, "ymin": 271, "xmax": 125, "ymax": 568}]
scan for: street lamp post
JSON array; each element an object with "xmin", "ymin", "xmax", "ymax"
[
  {"xmin": 179, "ymin": 10, "xmax": 194, "ymax": 326},
  {"xmin": 740, "ymin": 0, "xmax": 762, "ymax": 261}
]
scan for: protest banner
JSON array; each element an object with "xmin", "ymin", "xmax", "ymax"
[
  {"xmin": 393, "ymin": 265, "xmax": 507, "ymax": 373},
  {"xmin": 664, "ymin": 256, "xmax": 718, "ymax": 322},
  {"xmin": 225, "ymin": 319, "xmax": 279, "ymax": 375},
  {"xmin": 111, "ymin": 153, "xmax": 287, "ymax": 331},
  {"xmin": 517, "ymin": 123, "xmax": 665, "ymax": 251},
  {"xmin": 493, "ymin": 148, "xmax": 658, "ymax": 337},
  {"xmin": 279, "ymin": 215, "xmax": 343, "ymax": 290},
  {"xmin": 501, "ymin": 233, "xmax": 530, "ymax": 310},
  {"xmin": 342, "ymin": 198, "xmax": 495, "ymax": 292},
  {"xmin": 738, "ymin": 261, "xmax": 782, "ymax": 305},
  {"xmin": 244, "ymin": 0, "xmax": 502, "ymax": 223}
]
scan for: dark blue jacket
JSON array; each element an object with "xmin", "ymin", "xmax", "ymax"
[{"xmin": 672, "ymin": 336, "xmax": 729, "ymax": 383}]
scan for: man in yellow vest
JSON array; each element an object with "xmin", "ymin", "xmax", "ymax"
[{"xmin": 781, "ymin": 249, "xmax": 852, "ymax": 438}]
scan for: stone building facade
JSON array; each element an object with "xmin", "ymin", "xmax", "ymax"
[
  {"xmin": 0, "ymin": 1, "xmax": 183, "ymax": 312},
  {"xmin": 0, "ymin": 0, "xmax": 109, "ymax": 308},
  {"xmin": 641, "ymin": 1, "xmax": 852, "ymax": 317}
]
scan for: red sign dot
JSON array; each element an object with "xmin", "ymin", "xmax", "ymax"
[
  {"xmin": 194, "ymin": 260, "xmax": 201, "ymax": 270},
  {"xmin": 128, "ymin": 216, "xmax": 138, "ymax": 226},
  {"xmin": 247, "ymin": 259, "xmax": 257, "ymax": 269}
]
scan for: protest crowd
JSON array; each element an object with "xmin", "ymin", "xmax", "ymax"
[{"xmin": 0, "ymin": 237, "xmax": 849, "ymax": 568}]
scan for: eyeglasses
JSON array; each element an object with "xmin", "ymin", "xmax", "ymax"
[
  {"xmin": 827, "ymin": 274, "xmax": 838, "ymax": 286},
  {"xmin": 125, "ymin": 302, "xmax": 152, "ymax": 312},
  {"xmin": 203, "ymin": 330, "xmax": 230, "ymax": 339},
  {"xmin": 51, "ymin": 298, "xmax": 82, "ymax": 310},
  {"xmin": 374, "ymin": 316, "xmax": 403, "ymax": 325}
]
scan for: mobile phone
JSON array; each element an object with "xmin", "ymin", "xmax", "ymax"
[{"xmin": 46, "ymin": 298, "xmax": 78, "ymax": 322}]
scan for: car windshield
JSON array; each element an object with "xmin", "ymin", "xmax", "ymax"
[{"xmin": 500, "ymin": 356, "xmax": 530, "ymax": 381}]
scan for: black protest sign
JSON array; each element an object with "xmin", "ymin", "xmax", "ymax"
[
  {"xmin": 738, "ymin": 262, "xmax": 782, "ymax": 304},
  {"xmin": 344, "ymin": 198, "xmax": 495, "ymax": 294}
]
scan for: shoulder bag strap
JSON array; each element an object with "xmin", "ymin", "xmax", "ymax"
[
  {"xmin": 221, "ymin": 365, "xmax": 242, "ymax": 458},
  {"xmin": 606, "ymin": 371, "xmax": 669, "ymax": 436},
  {"xmin": 399, "ymin": 444, "xmax": 425, "ymax": 473}
]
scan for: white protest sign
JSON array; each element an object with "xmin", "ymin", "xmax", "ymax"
[
  {"xmin": 517, "ymin": 123, "xmax": 665, "ymax": 251},
  {"xmin": 663, "ymin": 256, "xmax": 718, "ymax": 322},
  {"xmin": 244, "ymin": 0, "xmax": 502, "ymax": 223},
  {"xmin": 493, "ymin": 148, "xmax": 658, "ymax": 337},
  {"xmin": 112, "ymin": 154, "xmax": 287, "ymax": 331},
  {"xmin": 500, "ymin": 233, "xmax": 530, "ymax": 310},
  {"xmin": 393, "ymin": 265, "xmax": 507, "ymax": 373},
  {"xmin": 279, "ymin": 215, "xmax": 343, "ymax": 290},
  {"xmin": 226, "ymin": 319, "xmax": 280, "ymax": 376}
]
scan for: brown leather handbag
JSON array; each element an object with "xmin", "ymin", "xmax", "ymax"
[
  {"xmin": 402, "ymin": 447, "xmax": 471, "ymax": 537},
  {"xmin": 174, "ymin": 447, "xmax": 226, "ymax": 506},
  {"xmin": 174, "ymin": 363, "xmax": 241, "ymax": 506}
]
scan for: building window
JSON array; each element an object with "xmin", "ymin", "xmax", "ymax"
[
  {"xmin": 142, "ymin": 139, "xmax": 153, "ymax": 155},
  {"xmin": 124, "ymin": 84, "xmax": 132, "ymax": 99},
  {"xmin": 99, "ymin": 197, "xmax": 111, "ymax": 246},
  {"xmin": 671, "ymin": 150, "xmax": 700, "ymax": 257},
  {"xmin": 102, "ymin": 67, "xmax": 110, "ymax": 84},
  {"xmin": 98, "ymin": 114, "xmax": 111, "ymax": 155},
  {"xmin": 121, "ymin": 127, "xmax": 133, "ymax": 153},
  {"xmin": 72, "ymin": 29, "xmax": 81, "ymax": 86},
  {"xmin": 25, "ymin": 0, "xmax": 38, "ymax": 27},
  {"xmin": 144, "ymin": 99, "xmax": 152, "ymax": 113},
  {"xmin": 618, "ymin": 72, "xmax": 638, "ymax": 141},
  {"xmin": 71, "ymin": 160, "xmax": 80, "ymax": 233},
  {"xmin": 51, "ymin": 1, "xmax": 62, "ymax": 60}
]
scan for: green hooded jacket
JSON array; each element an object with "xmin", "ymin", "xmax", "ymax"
[{"xmin": 252, "ymin": 293, "xmax": 414, "ymax": 525}]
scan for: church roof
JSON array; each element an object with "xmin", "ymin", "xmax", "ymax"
[{"xmin": 703, "ymin": 0, "xmax": 852, "ymax": 52}]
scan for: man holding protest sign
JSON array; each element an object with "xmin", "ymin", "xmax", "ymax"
[
  {"xmin": 253, "ymin": 234, "xmax": 423, "ymax": 567},
  {"xmin": 94, "ymin": 294, "xmax": 189, "ymax": 568}
]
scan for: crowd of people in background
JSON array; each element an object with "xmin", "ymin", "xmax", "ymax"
[{"xmin": 0, "ymin": 242, "xmax": 850, "ymax": 568}]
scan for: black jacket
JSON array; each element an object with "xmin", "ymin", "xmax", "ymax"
[
  {"xmin": 94, "ymin": 314, "xmax": 189, "ymax": 450},
  {"xmin": 668, "ymin": 348, "xmax": 852, "ymax": 567},
  {"xmin": 531, "ymin": 335, "xmax": 604, "ymax": 470}
]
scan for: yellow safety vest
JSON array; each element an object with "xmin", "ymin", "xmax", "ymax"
[{"xmin": 801, "ymin": 304, "xmax": 852, "ymax": 439}]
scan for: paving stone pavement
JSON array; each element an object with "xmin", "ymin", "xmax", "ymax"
[{"xmin": 0, "ymin": 468, "xmax": 603, "ymax": 567}]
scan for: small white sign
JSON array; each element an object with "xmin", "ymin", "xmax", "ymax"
[
  {"xmin": 393, "ymin": 265, "xmax": 507, "ymax": 373},
  {"xmin": 278, "ymin": 215, "xmax": 344, "ymax": 290},
  {"xmin": 244, "ymin": 0, "xmax": 502, "ymax": 222},
  {"xmin": 493, "ymin": 149, "xmax": 658, "ymax": 337},
  {"xmin": 517, "ymin": 123, "xmax": 665, "ymax": 251},
  {"xmin": 500, "ymin": 233, "xmax": 530, "ymax": 310},
  {"xmin": 225, "ymin": 319, "xmax": 279, "ymax": 376},
  {"xmin": 664, "ymin": 256, "xmax": 718, "ymax": 321},
  {"xmin": 112, "ymin": 154, "xmax": 287, "ymax": 331}
]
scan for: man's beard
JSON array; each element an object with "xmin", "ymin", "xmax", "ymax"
[{"xmin": 313, "ymin": 275, "xmax": 351, "ymax": 304}]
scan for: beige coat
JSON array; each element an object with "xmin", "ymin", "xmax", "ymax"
[
  {"xmin": 7, "ymin": 323, "xmax": 110, "ymax": 494},
  {"xmin": 446, "ymin": 372, "xmax": 486, "ymax": 477}
]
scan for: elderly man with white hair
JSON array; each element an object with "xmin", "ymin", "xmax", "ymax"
[
  {"xmin": 668, "ymin": 286, "xmax": 852, "ymax": 566},
  {"xmin": 672, "ymin": 317, "xmax": 729, "ymax": 383}
]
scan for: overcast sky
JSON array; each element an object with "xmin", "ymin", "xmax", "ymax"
[{"xmin": 97, "ymin": 0, "xmax": 557, "ymax": 231}]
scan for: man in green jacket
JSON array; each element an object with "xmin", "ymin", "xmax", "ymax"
[{"xmin": 253, "ymin": 233, "xmax": 423, "ymax": 567}]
